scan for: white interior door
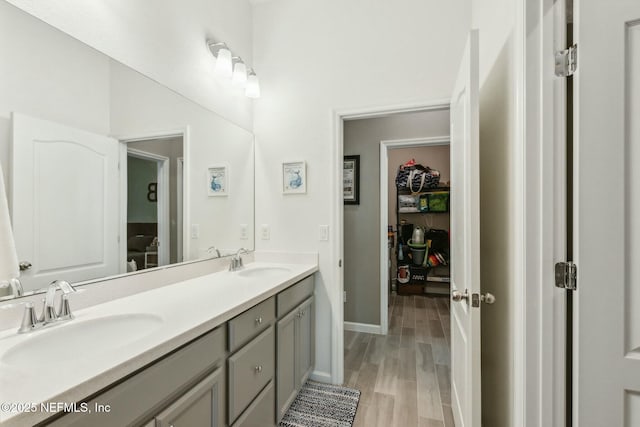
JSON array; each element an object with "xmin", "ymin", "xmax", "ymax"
[
  {"xmin": 449, "ymin": 30, "xmax": 481, "ymax": 427},
  {"xmin": 574, "ymin": 1, "xmax": 640, "ymax": 425},
  {"xmin": 12, "ymin": 113, "xmax": 120, "ymax": 292}
]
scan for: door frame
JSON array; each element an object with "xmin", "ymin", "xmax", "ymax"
[
  {"xmin": 331, "ymin": 99, "xmax": 449, "ymax": 384},
  {"xmin": 522, "ymin": 0, "xmax": 568, "ymax": 425},
  {"xmin": 126, "ymin": 148, "xmax": 170, "ymax": 267},
  {"xmin": 118, "ymin": 127, "xmax": 190, "ymax": 271},
  {"xmin": 378, "ymin": 136, "xmax": 450, "ymax": 335},
  {"xmin": 176, "ymin": 157, "xmax": 184, "ymax": 263}
]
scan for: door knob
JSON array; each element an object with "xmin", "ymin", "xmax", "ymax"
[
  {"xmin": 481, "ymin": 292, "xmax": 496, "ymax": 304},
  {"xmin": 471, "ymin": 292, "xmax": 496, "ymax": 307},
  {"xmin": 452, "ymin": 289, "xmax": 469, "ymax": 302}
]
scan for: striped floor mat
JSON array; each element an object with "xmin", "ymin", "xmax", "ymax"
[{"xmin": 279, "ymin": 381, "xmax": 361, "ymax": 427}]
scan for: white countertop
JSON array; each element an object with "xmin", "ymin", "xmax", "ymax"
[{"xmin": 0, "ymin": 260, "xmax": 318, "ymax": 426}]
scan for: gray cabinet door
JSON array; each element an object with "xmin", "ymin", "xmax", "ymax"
[
  {"xmin": 231, "ymin": 381, "xmax": 275, "ymax": 427},
  {"xmin": 228, "ymin": 327, "xmax": 275, "ymax": 424},
  {"xmin": 296, "ymin": 296, "xmax": 314, "ymax": 389},
  {"xmin": 276, "ymin": 307, "xmax": 297, "ymax": 422},
  {"xmin": 155, "ymin": 366, "xmax": 225, "ymax": 427}
]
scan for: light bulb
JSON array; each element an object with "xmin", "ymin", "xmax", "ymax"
[
  {"xmin": 214, "ymin": 46, "xmax": 233, "ymax": 78},
  {"xmin": 232, "ymin": 59, "xmax": 247, "ymax": 88},
  {"xmin": 245, "ymin": 70, "xmax": 260, "ymax": 99}
]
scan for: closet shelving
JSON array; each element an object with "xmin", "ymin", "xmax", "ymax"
[{"xmin": 396, "ymin": 186, "xmax": 451, "ymax": 295}]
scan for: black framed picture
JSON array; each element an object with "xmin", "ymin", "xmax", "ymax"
[{"xmin": 343, "ymin": 155, "xmax": 360, "ymax": 205}]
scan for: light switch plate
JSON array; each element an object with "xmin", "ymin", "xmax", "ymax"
[
  {"xmin": 319, "ymin": 225, "xmax": 329, "ymax": 241},
  {"xmin": 261, "ymin": 224, "xmax": 270, "ymax": 240},
  {"xmin": 191, "ymin": 224, "xmax": 200, "ymax": 239},
  {"xmin": 240, "ymin": 224, "xmax": 248, "ymax": 240}
]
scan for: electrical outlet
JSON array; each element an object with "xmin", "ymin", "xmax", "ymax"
[
  {"xmin": 240, "ymin": 224, "xmax": 248, "ymax": 240},
  {"xmin": 343, "ymin": 291, "xmax": 347, "ymax": 303},
  {"xmin": 319, "ymin": 225, "xmax": 329, "ymax": 241},
  {"xmin": 261, "ymin": 224, "xmax": 270, "ymax": 240},
  {"xmin": 191, "ymin": 224, "xmax": 200, "ymax": 239}
]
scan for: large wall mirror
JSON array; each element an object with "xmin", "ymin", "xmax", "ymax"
[{"xmin": 0, "ymin": 1, "xmax": 255, "ymax": 299}]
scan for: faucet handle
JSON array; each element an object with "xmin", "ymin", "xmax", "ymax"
[
  {"xmin": 43, "ymin": 298, "xmax": 58, "ymax": 323},
  {"xmin": 58, "ymin": 294, "xmax": 74, "ymax": 320},
  {"xmin": 18, "ymin": 302, "xmax": 40, "ymax": 334}
]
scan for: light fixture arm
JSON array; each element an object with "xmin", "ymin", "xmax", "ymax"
[{"xmin": 207, "ymin": 41, "xmax": 228, "ymax": 58}]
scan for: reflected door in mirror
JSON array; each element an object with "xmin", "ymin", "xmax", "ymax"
[{"xmin": 12, "ymin": 113, "xmax": 120, "ymax": 292}]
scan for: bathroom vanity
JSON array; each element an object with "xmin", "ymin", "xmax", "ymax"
[{"xmin": 0, "ymin": 260, "xmax": 317, "ymax": 427}]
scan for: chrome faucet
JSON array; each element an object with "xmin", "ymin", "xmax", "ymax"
[
  {"xmin": 18, "ymin": 280, "xmax": 77, "ymax": 334},
  {"xmin": 207, "ymin": 246, "xmax": 222, "ymax": 258},
  {"xmin": 0, "ymin": 278, "xmax": 23, "ymax": 297},
  {"xmin": 229, "ymin": 248, "xmax": 248, "ymax": 271}
]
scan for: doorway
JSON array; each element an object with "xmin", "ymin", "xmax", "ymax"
[
  {"xmin": 340, "ymin": 106, "xmax": 455, "ymax": 425},
  {"xmin": 121, "ymin": 134, "xmax": 184, "ymax": 272},
  {"xmin": 381, "ymin": 138, "xmax": 451, "ymax": 318}
]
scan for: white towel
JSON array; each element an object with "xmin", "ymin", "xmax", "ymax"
[{"xmin": 0, "ymin": 164, "xmax": 19, "ymax": 281}]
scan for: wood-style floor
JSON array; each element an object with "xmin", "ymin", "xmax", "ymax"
[{"xmin": 344, "ymin": 294, "xmax": 454, "ymax": 427}]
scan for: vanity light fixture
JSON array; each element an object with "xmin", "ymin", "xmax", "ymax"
[
  {"xmin": 231, "ymin": 57, "xmax": 248, "ymax": 88},
  {"xmin": 208, "ymin": 41, "xmax": 233, "ymax": 78},
  {"xmin": 245, "ymin": 69, "xmax": 261, "ymax": 99},
  {"xmin": 207, "ymin": 39, "xmax": 259, "ymax": 98}
]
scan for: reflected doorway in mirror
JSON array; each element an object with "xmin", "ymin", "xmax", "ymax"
[{"xmin": 124, "ymin": 135, "xmax": 184, "ymax": 269}]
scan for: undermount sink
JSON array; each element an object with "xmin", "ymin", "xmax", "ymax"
[
  {"xmin": 1, "ymin": 313, "xmax": 163, "ymax": 368},
  {"xmin": 237, "ymin": 266, "xmax": 292, "ymax": 278}
]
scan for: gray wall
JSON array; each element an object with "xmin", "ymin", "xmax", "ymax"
[
  {"xmin": 127, "ymin": 156, "xmax": 158, "ymax": 223},
  {"xmin": 343, "ymin": 109, "xmax": 449, "ymax": 325}
]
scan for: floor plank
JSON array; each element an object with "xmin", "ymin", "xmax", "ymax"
[
  {"xmin": 343, "ymin": 295, "xmax": 452, "ymax": 426},
  {"xmin": 443, "ymin": 404, "xmax": 455, "ymax": 427},
  {"xmin": 420, "ymin": 417, "xmax": 445, "ymax": 427},
  {"xmin": 362, "ymin": 392, "xmax": 395, "ymax": 427},
  {"xmin": 392, "ymin": 379, "xmax": 419, "ymax": 426},
  {"xmin": 416, "ymin": 342, "xmax": 444, "ymax": 421},
  {"xmin": 436, "ymin": 364, "xmax": 451, "ymax": 405}
]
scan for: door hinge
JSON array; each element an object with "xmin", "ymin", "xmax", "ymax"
[
  {"xmin": 555, "ymin": 261, "xmax": 577, "ymax": 291},
  {"xmin": 555, "ymin": 44, "xmax": 577, "ymax": 77}
]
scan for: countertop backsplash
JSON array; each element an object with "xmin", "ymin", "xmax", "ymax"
[{"xmin": 0, "ymin": 253, "xmax": 254, "ymax": 333}]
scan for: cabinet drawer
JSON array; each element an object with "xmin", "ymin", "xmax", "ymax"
[
  {"xmin": 229, "ymin": 297, "xmax": 275, "ymax": 352},
  {"xmin": 47, "ymin": 326, "xmax": 226, "ymax": 427},
  {"xmin": 228, "ymin": 327, "xmax": 275, "ymax": 424},
  {"xmin": 277, "ymin": 275, "xmax": 314, "ymax": 317},
  {"xmin": 155, "ymin": 366, "xmax": 225, "ymax": 427},
  {"xmin": 231, "ymin": 381, "xmax": 275, "ymax": 427}
]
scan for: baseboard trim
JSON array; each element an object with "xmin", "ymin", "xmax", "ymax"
[
  {"xmin": 343, "ymin": 321, "xmax": 382, "ymax": 335},
  {"xmin": 310, "ymin": 370, "xmax": 333, "ymax": 383}
]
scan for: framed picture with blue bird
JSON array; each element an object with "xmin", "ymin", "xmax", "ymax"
[
  {"xmin": 207, "ymin": 165, "xmax": 228, "ymax": 196},
  {"xmin": 282, "ymin": 161, "xmax": 306, "ymax": 194}
]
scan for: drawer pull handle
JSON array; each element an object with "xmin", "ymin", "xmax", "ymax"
[
  {"xmin": 255, "ymin": 317, "xmax": 263, "ymax": 325},
  {"xmin": 255, "ymin": 365, "xmax": 263, "ymax": 373}
]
